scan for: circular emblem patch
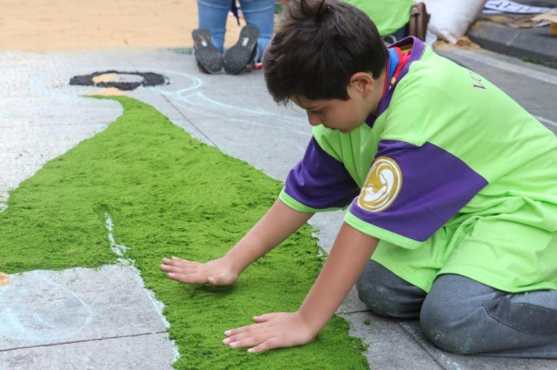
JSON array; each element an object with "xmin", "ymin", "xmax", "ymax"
[{"xmin": 357, "ymin": 156, "xmax": 402, "ymax": 212}]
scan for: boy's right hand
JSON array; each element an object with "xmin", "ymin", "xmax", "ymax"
[{"xmin": 160, "ymin": 256, "xmax": 239, "ymax": 286}]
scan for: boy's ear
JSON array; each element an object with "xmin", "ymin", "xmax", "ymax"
[{"xmin": 348, "ymin": 72, "xmax": 375, "ymax": 96}]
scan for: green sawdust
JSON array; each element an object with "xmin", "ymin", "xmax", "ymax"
[{"xmin": 0, "ymin": 96, "xmax": 368, "ymax": 369}]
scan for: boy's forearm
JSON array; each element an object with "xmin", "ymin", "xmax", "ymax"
[
  {"xmin": 298, "ymin": 223, "xmax": 378, "ymax": 333},
  {"xmin": 224, "ymin": 199, "xmax": 313, "ymax": 273}
]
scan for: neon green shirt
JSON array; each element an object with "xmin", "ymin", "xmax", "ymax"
[
  {"xmin": 344, "ymin": 0, "xmax": 413, "ymax": 35},
  {"xmin": 280, "ymin": 38, "xmax": 557, "ymax": 292}
]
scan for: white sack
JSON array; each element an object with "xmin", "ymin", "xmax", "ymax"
[{"xmin": 422, "ymin": 0, "xmax": 487, "ymax": 43}]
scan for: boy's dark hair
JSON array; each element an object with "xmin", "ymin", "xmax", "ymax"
[{"xmin": 264, "ymin": 0, "xmax": 387, "ymax": 104}]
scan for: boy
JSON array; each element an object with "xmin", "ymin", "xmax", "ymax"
[{"xmin": 161, "ymin": 0, "xmax": 557, "ymax": 356}]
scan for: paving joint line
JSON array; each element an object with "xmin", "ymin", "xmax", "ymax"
[
  {"xmin": 160, "ymin": 91, "xmax": 220, "ymax": 149},
  {"xmin": 397, "ymin": 323, "xmax": 450, "ymax": 370},
  {"xmin": 0, "ymin": 330, "xmax": 169, "ymax": 353},
  {"xmin": 338, "ymin": 308, "xmax": 371, "ymax": 315}
]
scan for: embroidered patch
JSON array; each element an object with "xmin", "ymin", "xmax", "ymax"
[{"xmin": 357, "ymin": 156, "xmax": 402, "ymax": 212}]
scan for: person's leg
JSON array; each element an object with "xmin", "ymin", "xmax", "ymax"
[
  {"xmin": 197, "ymin": 0, "xmax": 231, "ymax": 52},
  {"xmin": 238, "ymin": 0, "xmax": 275, "ymax": 62},
  {"xmin": 222, "ymin": 24, "xmax": 259, "ymax": 74},
  {"xmin": 357, "ymin": 260, "xmax": 427, "ymax": 319},
  {"xmin": 192, "ymin": 28, "xmax": 224, "ymax": 73},
  {"xmin": 420, "ymin": 274, "xmax": 557, "ymax": 358}
]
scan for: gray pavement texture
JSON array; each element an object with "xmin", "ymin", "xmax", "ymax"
[
  {"xmin": 469, "ymin": 21, "xmax": 557, "ymax": 69},
  {"xmin": 0, "ymin": 266, "xmax": 177, "ymax": 370},
  {"xmin": 1, "ymin": 45, "xmax": 556, "ymax": 369},
  {"xmin": 468, "ymin": 0, "xmax": 557, "ymax": 69}
]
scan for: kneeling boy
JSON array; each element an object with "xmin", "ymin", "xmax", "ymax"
[{"xmin": 162, "ymin": 0, "xmax": 557, "ymax": 356}]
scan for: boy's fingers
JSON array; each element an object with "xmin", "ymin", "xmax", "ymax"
[
  {"xmin": 224, "ymin": 323, "xmax": 258, "ymax": 337},
  {"xmin": 248, "ymin": 337, "xmax": 281, "ymax": 353},
  {"xmin": 162, "ymin": 257, "xmax": 181, "ymax": 263},
  {"xmin": 224, "ymin": 334, "xmax": 262, "ymax": 349},
  {"xmin": 160, "ymin": 263, "xmax": 178, "ymax": 271},
  {"xmin": 225, "ymin": 322, "xmax": 272, "ymax": 339},
  {"xmin": 162, "ymin": 256, "xmax": 196, "ymax": 266},
  {"xmin": 166, "ymin": 258, "xmax": 196, "ymax": 267},
  {"xmin": 171, "ymin": 256, "xmax": 187, "ymax": 261},
  {"xmin": 160, "ymin": 263, "xmax": 198, "ymax": 272},
  {"xmin": 160, "ymin": 265, "xmax": 203, "ymax": 274},
  {"xmin": 253, "ymin": 312, "xmax": 281, "ymax": 323},
  {"xmin": 225, "ymin": 325, "xmax": 272, "ymax": 343},
  {"xmin": 166, "ymin": 272, "xmax": 207, "ymax": 284}
]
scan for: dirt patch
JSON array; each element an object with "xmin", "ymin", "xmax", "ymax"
[{"xmin": 0, "ymin": 0, "xmax": 242, "ymax": 51}]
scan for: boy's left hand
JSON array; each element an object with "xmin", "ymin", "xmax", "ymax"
[{"xmin": 223, "ymin": 312, "xmax": 316, "ymax": 353}]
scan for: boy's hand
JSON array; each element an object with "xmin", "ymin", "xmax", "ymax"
[
  {"xmin": 223, "ymin": 312, "xmax": 316, "ymax": 353},
  {"xmin": 160, "ymin": 256, "xmax": 239, "ymax": 286}
]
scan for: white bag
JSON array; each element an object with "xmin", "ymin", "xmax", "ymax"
[{"xmin": 422, "ymin": 0, "xmax": 487, "ymax": 43}]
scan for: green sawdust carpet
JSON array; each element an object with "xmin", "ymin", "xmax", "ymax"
[{"xmin": 0, "ymin": 96, "xmax": 368, "ymax": 369}]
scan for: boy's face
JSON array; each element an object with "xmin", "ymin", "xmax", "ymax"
[{"xmin": 293, "ymin": 71, "xmax": 385, "ymax": 133}]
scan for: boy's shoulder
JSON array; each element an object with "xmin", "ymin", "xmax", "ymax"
[
  {"xmin": 310, "ymin": 124, "xmax": 365, "ymax": 162},
  {"xmin": 310, "ymin": 123, "xmax": 378, "ymax": 165},
  {"xmin": 383, "ymin": 43, "xmax": 535, "ymax": 145}
]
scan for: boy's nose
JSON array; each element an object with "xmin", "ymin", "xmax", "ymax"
[{"xmin": 307, "ymin": 112, "xmax": 321, "ymax": 126}]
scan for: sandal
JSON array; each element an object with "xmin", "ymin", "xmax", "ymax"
[
  {"xmin": 223, "ymin": 25, "xmax": 260, "ymax": 75},
  {"xmin": 192, "ymin": 28, "xmax": 223, "ymax": 74}
]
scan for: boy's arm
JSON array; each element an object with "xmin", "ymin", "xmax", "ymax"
[
  {"xmin": 223, "ymin": 222, "xmax": 378, "ymax": 352},
  {"xmin": 298, "ymin": 222, "xmax": 378, "ymax": 331},
  {"xmin": 161, "ymin": 199, "xmax": 313, "ymax": 285},
  {"xmin": 223, "ymin": 198, "xmax": 314, "ymax": 273}
]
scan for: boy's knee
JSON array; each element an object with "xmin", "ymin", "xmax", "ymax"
[
  {"xmin": 356, "ymin": 261, "xmax": 424, "ymax": 319},
  {"xmin": 420, "ymin": 296, "xmax": 480, "ymax": 354},
  {"xmin": 421, "ymin": 284, "xmax": 557, "ymax": 355},
  {"xmin": 419, "ymin": 275, "xmax": 498, "ymax": 355},
  {"xmin": 356, "ymin": 277, "xmax": 408, "ymax": 318}
]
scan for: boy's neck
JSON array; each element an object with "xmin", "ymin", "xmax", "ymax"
[
  {"xmin": 367, "ymin": 64, "xmax": 389, "ymax": 118},
  {"xmin": 373, "ymin": 65, "xmax": 389, "ymax": 115},
  {"xmin": 367, "ymin": 48, "xmax": 404, "ymax": 118}
]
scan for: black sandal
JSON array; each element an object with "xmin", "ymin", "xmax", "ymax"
[
  {"xmin": 192, "ymin": 28, "xmax": 223, "ymax": 74},
  {"xmin": 223, "ymin": 25, "xmax": 260, "ymax": 75}
]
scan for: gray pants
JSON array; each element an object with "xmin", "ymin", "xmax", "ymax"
[{"xmin": 356, "ymin": 261, "xmax": 557, "ymax": 358}]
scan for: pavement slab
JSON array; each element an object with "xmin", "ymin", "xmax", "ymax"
[
  {"xmin": 342, "ymin": 312, "xmax": 444, "ymax": 370},
  {"xmin": 0, "ymin": 333, "xmax": 175, "ymax": 370},
  {"xmin": 1, "ymin": 47, "xmax": 556, "ymax": 369},
  {"xmin": 0, "ymin": 265, "xmax": 177, "ymax": 369},
  {"xmin": 399, "ymin": 321, "xmax": 557, "ymax": 370},
  {"xmin": 469, "ymin": 20, "xmax": 557, "ymax": 70}
]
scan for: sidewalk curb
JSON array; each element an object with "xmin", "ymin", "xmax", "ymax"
[{"xmin": 468, "ymin": 20, "xmax": 557, "ymax": 69}]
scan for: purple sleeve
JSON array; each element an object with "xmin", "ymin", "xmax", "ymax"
[
  {"xmin": 349, "ymin": 140, "xmax": 488, "ymax": 242},
  {"xmin": 284, "ymin": 138, "xmax": 360, "ymax": 209}
]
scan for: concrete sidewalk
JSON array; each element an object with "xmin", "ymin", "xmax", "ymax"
[
  {"xmin": 468, "ymin": 0, "xmax": 557, "ymax": 69},
  {"xmin": 1, "ymin": 47, "xmax": 556, "ymax": 369}
]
